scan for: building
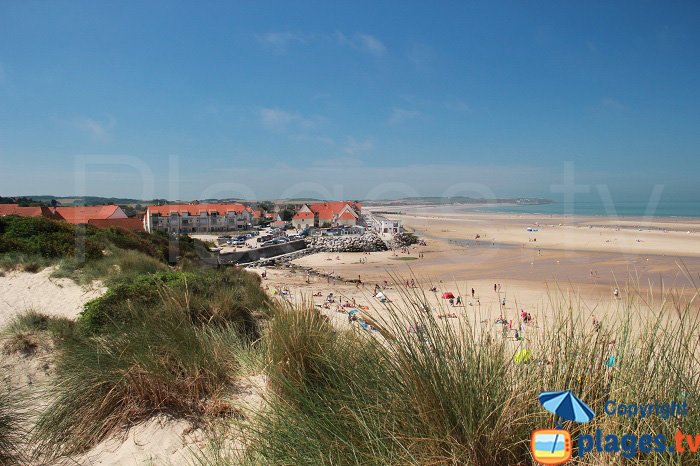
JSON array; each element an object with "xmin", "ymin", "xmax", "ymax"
[
  {"xmin": 250, "ymin": 209, "xmax": 263, "ymax": 225},
  {"xmin": 366, "ymin": 213, "xmax": 403, "ymax": 235},
  {"xmin": 0, "ymin": 203, "xmax": 142, "ymax": 230},
  {"xmin": 0, "ymin": 204, "xmax": 64, "ymax": 220},
  {"xmin": 144, "ymin": 203, "xmax": 252, "ymax": 234},
  {"xmin": 304, "ymin": 201, "xmax": 362, "ymax": 228},
  {"xmin": 291, "ymin": 210, "xmax": 315, "ymax": 229},
  {"xmin": 55, "ymin": 205, "xmax": 128, "ymax": 225}
]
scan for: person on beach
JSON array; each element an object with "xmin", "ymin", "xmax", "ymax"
[
  {"xmin": 449, "ymin": 297, "xmax": 454, "ymax": 306},
  {"xmin": 494, "ymin": 283, "xmax": 497, "ymax": 292},
  {"xmin": 613, "ymin": 288, "xmax": 619, "ymax": 299},
  {"xmin": 471, "ymin": 288, "xmax": 475, "ymax": 298},
  {"xmin": 456, "ymin": 296, "xmax": 462, "ymax": 306}
]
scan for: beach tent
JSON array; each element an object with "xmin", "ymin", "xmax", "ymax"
[
  {"xmin": 442, "ymin": 291, "xmax": 455, "ymax": 299},
  {"xmin": 375, "ymin": 292, "xmax": 386, "ymax": 300},
  {"xmin": 513, "ymin": 349, "xmax": 532, "ymax": 364},
  {"xmin": 348, "ymin": 309, "xmax": 359, "ymax": 316}
]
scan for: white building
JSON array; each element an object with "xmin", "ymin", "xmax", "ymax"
[
  {"xmin": 145, "ymin": 203, "xmax": 252, "ymax": 234},
  {"xmin": 365, "ymin": 213, "xmax": 403, "ymax": 235}
]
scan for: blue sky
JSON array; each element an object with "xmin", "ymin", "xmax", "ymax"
[{"xmin": 1, "ymin": 1, "xmax": 699, "ymax": 201}]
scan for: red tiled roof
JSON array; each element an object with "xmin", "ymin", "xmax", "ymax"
[
  {"xmin": 88, "ymin": 218, "xmax": 145, "ymax": 231},
  {"xmin": 293, "ymin": 211, "xmax": 314, "ymax": 220},
  {"xmin": 148, "ymin": 203, "xmax": 248, "ymax": 216},
  {"xmin": 56, "ymin": 205, "xmax": 125, "ymax": 224},
  {"xmin": 315, "ymin": 208, "xmax": 335, "ymax": 220},
  {"xmin": 0, "ymin": 204, "xmax": 63, "ymax": 220},
  {"xmin": 309, "ymin": 202, "xmax": 348, "ymax": 214},
  {"xmin": 252, "ymin": 210, "xmax": 262, "ymax": 219},
  {"xmin": 338, "ymin": 211, "xmax": 356, "ymax": 220},
  {"xmin": 0, "ymin": 205, "xmax": 42, "ymax": 217}
]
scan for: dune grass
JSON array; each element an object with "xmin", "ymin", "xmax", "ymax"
[
  {"xmin": 52, "ymin": 248, "xmax": 168, "ymax": 285},
  {"xmin": 0, "ymin": 383, "xmax": 25, "ymax": 464},
  {"xmin": 2, "ymin": 310, "xmax": 76, "ymax": 357},
  {"xmin": 226, "ymin": 281, "xmax": 700, "ymax": 466},
  {"xmin": 0, "ymin": 215, "xmax": 214, "ymax": 281},
  {"xmin": 30, "ymin": 268, "xmax": 270, "ymax": 460},
  {"xmin": 77, "ymin": 268, "xmax": 270, "ymax": 335}
]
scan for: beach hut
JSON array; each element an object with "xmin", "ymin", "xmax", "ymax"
[{"xmin": 442, "ymin": 291, "xmax": 455, "ymax": 299}]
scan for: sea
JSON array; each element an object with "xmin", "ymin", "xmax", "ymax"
[{"xmin": 469, "ymin": 200, "xmax": 700, "ymax": 218}]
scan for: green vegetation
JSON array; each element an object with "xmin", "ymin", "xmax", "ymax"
[
  {"xmin": 4, "ymin": 215, "xmax": 700, "ymax": 465},
  {"xmin": 27, "ymin": 267, "xmax": 270, "ymax": 459},
  {"xmin": 223, "ymin": 286, "xmax": 700, "ymax": 466},
  {"xmin": 0, "ymin": 215, "xmax": 213, "ymax": 281},
  {"xmin": 0, "ymin": 383, "xmax": 25, "ymax": 464},
  {"xmin": 32, "ymin": 292, "xmax": 246, "ymax": 458},
  {"xmin": 78, "ymin": 269, "xmax": 270, "ymax": 335}
]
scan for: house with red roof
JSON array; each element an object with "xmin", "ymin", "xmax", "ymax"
[
  {"xmin": 291, "ymin": 210, "xmax": 315, "ymax": 229},
  {"xmin": 299, "ymin": 201, "xmax": 361, "ymax": 228},
  {"xmin": 55, "ymin": 205, "xmax": 128, "ymax": 225},
  {"xmin": 0, "ymin": 204, "xmax": 64, "ymax": 220},
  {"xmin": 144, "ymin": 203, "xmax": 252, "ymax": 234}
]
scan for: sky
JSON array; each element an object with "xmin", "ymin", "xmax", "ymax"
[{"xmin": 1, "ymin": 1, "xmax": 699, "ymax": 202}]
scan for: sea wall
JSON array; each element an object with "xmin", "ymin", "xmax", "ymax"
[{"xmin": 219, "ymin": 240, "xmax": 307, "ymax": 265}]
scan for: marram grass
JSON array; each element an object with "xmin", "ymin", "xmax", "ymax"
[{"xmin": 196, "ymin": 280, "xmax": 700, "ymax": 466}]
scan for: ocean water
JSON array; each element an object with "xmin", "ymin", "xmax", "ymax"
[{"xmin": 470, "ymin": 201, "xmax": 700, "ymax": 218}]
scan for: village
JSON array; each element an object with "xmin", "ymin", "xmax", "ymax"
[{"xmin": 0, "ymin": 200, "xmax": 406, "ymax": 264}]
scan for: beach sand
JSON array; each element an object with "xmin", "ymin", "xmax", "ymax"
[
  {"xmin": 255, "ymin": 205, "xmax": 700, "ymax": 335},
  {"xmin": 0, "ymin": 267, "xmax": 106, "ymax": 329}
]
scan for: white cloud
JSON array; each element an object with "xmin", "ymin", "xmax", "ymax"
[
  {"xmin": 291, "ymin": 134, "xmax": 335, "ymax": 145},
  {"xmin": 355, "ymin": 34, "xmax": 387, "ymax": 57},
  {"xmin": 600, "ymin": 98, "xmax": 625, "ymax": 112},
  {"xmin": 444, "ymin": 99, "xmax": 471, "ymax": 113},
  {"xmin": 343, "ymin": 137, "xmax": 373, "ymax": 155},
  {"xmin": 71, "ymin": 116, "xmax": 115, "ymax": 142},
  {"xmin": 255, "ymin": 32, "xmax": 309, "ymax": 52},
  {"xmin": 258, "ymin": 107, "xmax": 320, "ymax": 132},
  {"xmin": 335, "ymin": 32, "xmax": 387, "ymax": 57},
  {"xmin": 389, "ymin": 108, "xmax": 422, "ymax": 125}
]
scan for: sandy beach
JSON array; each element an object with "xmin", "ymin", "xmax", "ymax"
[{"xmin": 249, "ymin": 205, "xmax": 700, "ymax": 333}]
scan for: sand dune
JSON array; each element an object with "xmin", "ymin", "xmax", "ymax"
[{"xmin": 0, "ymin": 267, "xmax": 106, "ymax": 328}]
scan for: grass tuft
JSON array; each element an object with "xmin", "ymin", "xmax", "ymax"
[{"xmin": 0, "ymin": 383, "xmax": 26, "ymax": 464}]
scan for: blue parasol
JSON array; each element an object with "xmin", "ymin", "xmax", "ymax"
[{"xmin": 538, "ymin": 390, "xmax": 595, "ymax": 423}]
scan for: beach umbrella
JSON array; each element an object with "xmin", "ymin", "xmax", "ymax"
[
  {"xmin": 513, "ymin": 348, "xmax": 531, "ymax": 364},
  {"xmin": 442, "ymin": 291, "xmax": 455, "ymax": 299},
  {"xmin": 538, "ymin": 390, "xmax": 595, "ymax": 423}
]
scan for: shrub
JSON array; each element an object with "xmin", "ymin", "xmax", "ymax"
[
  {"xmin": 78, "ymin": 269, "xmax": 270, "ymax": 338},
  {"xmin": 0, "ymin": 216, "xmax": 213, "ymax": 279}
]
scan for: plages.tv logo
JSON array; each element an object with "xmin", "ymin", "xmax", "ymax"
[{"xmin": 531, "ymin": 390, "xmax": 595, "ymax": 465}]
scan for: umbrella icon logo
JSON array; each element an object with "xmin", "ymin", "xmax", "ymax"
[
  {"xmin": 538, "ymin": 390, "xmax": 595, "ymax": 423},
  {"xmin": 531, "ymin": 390, "xmax": 595, "ymax": 465}
]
